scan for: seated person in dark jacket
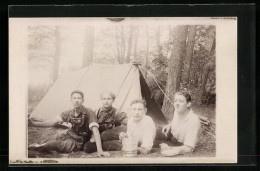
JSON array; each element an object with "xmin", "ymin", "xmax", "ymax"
[
  {"xmin": 84, "ymin": 91, "xmax": 127, "ymax": 152},
  {"xmin": 28, "ymin": 90, "xmax": 110, "ymax": 157}
]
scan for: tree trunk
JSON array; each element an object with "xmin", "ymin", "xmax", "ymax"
[
  {"xmin": 162, "ymin": 26, "xmax": 187, "ymax": 121},
  {"xmin": 210, "ymin": 37, "xmax": 216, "ymax": 56},
  {"xmin": 115, "ymin": 27, "xmax": 121, "ymax": 63},
  {"xmin": 144, "ymin": 26, "xmax": 149, "ymax": 79},
  {"xmin": 156, "ymin": 26, "xmax": 162, "ymax": 55},
  {"xmin": 52, "ymin": 26, "xmax": 61, "ymax": 83},
  {"xmin": 176, "ymin": 26, "xmax": 188, "ymax": 90},
  {"xmin": 182, "ymin": 25, "xmax": 197, "ymax": 88},
  {"xmin": 120, "ymin": 26, "xmax": 125, "ymax": 64},
  {"xmin": 133, "ymin": 27, "xmax": 139, "ymax": 60},
  {"xmin": 166, "ymin": 26, "xmax": 172, "ymax": 55},
  {"xmin": 198, "ymin": 61, "xmax": 215, "ymax": 104},
  {"xmin": 198, "ymin": 39, "xmax": 216, "ymax": 104},
  {"xmin": 82, "ymin": 26, "xmax": 94, "ymax": 68},
  {"xmin": 126, "ymin": 26, "xmax": 134, "ymax": 63}
]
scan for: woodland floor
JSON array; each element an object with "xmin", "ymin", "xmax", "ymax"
[{"xmin": 28, "ymin": 103, "xmax": 216, "ymax": 159}]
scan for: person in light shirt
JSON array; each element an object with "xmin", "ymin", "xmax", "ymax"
[
  {"xmin": 160, "ymin": 91, "xmax": 201, "ymax": 156},
  {"xmin": 119, "ymin": 99, "xmax": 156, "ymax": 155}
]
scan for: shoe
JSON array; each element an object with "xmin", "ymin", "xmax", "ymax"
[{"xmin": 28, "ymin": 143, "xmax": 45, "ymax": 151}]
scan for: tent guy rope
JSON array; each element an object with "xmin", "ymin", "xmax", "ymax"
[{"xmin": 139, "ymin": 66, "xmax": 175, "ymax": 106}]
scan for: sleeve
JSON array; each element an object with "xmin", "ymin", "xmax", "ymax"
[
  {"xmin": 59, "ymin": 111, "xmax": 70, "ymax": 123},
  {"xmin": 86, "ymin": 108, "xmax": 99, "ymax": 130},
  {"xmin": 114, "ymin": 110, "xmax": 128, "ymax": 125},
  {"xmin": 141, "ymin": 118, "xmax": 156, "ymax": 151},
  {"xmin": 126, "ymin": 119, "xmax": 132, "ymax": 137},
  {"xmin": 183, "ymin": 117, "xmax": 201, "ymax": 148}
]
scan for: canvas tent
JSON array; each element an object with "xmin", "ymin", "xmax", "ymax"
[{"xmin": 30, "ymin": 63, "xmax": 167, "ymax": 125}]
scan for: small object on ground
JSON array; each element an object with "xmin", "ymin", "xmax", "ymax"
[{"xmin": 122, "ymin": 138, "xmax": 138, "ymax": 157}]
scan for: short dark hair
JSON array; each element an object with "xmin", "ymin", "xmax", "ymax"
[
  {"xmin": 100, "ymin": 91, "xmax": 115, "ymax": 100},
  {"xmin": 71, "ymin": 90, "xmax": 84, "ymax": 99},
  {"xmin": 174, "ymin": 90, "xmax": 192, "ymax": 103},
  {"xmin": 130, "ymin": 99, "xmax": 147, "ymax": 108}
]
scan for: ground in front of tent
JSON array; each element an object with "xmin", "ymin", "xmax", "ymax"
[{"xmin": 28, "ymin": 104, "xmax": 216, "ymax": 158}]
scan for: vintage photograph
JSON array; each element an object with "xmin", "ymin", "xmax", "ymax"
[{"xmin": 9, "ymin": 17, "xmax": 237, "ymax": 164}]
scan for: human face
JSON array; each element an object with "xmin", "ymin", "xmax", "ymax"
[
  {"xmin": 101, "ymin": 93, "xmax": 114, "ymax": 109},
  {"xmin": 174, "ymin": 94, "xmax": 191, "ymax": 114},
  {"xmin": 130, "ymin": 103, "xmax": 147, "ymax": 123},
  {"xmin": 71, "ymin": 93, "xmax": 84, "ymax": 108}
]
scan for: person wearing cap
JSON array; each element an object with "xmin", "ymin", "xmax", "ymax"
[
  {"xmin": 28, "ymin": 90, "xmax": 110, "ymax": 157},
  {"xmin": 119, "ymin": 99, "xmax": 156, "ymax": 155}
]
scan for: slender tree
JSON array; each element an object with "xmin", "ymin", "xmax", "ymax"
[
  {"xmin": 176, "ymin": 26, "xmax": 188, "ymax": 90},
  {"xmin": 133, "ymin": 27, "xmax": 139, "ymax": 60},
  {"xmin": 120, "ymin": 26, "xmax": 125, "ymax": 64},
  {"xmin": 115, "ymin": 26, "xmax": 126, "ymax": 64},
  {"xmin": 198, "ymin": 38, "xmax": 216, "ymax": 104},
  {"xmin": 144, "ymin": 26, "xmax": 150, "ymax": 79},
  {"xmin": 125, "ymin": 26, "xmax": 134, "ymax": 63},
  {"xmin": 115, "ymin": 27, "xmax": 121, "ymax": 63},
  {"xmin": 210, "ymin": 37, "xmax": 216, "ymax": 56},
  {"xmin": 156, "ymin": 26, "xmax": 162, "ymax": 55},
  {"xmin": 52, "ymin": 26, "xmax": 61, "ymax": 83},
  {"xmin": 82, "ymin": 26, "xmax": 95, "ymax": 67},
  {"xmin": 162, "ymin": 26, "xmax": 188, "ymax": 121},
  {"xmin": 182, "ymin": 25, "xmax": 197, "ymax": 88},
  {"xmin": 166, "ymin": 26, "xmax": 172, "ymax": 56}
]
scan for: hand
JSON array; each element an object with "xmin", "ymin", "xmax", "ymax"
[
  {"xmin": 97, "ymin": 151, "xmax": 110, "ymax": 157},
  {"xmin": 28, "ymin": 118, "xmax": 35, "ymax": 127},
  {"xmin": 162, "ymin": 124, "xmax": 171, "ymax": 137},
  {"xmin": 137, "ymin": 147, "xmax": 149, "ymax": 155},
  {"xmin": 119, "ymin": 132, "xmax": 128, "ymax": 140},
  {"xmin": 159, "ymin": 143, "xmax": 171, "ymax": 150}
]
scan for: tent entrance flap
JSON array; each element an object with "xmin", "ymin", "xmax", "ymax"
[{"xmin": 138, "ymin": 69, "xmax": 168, "ymax": 125}]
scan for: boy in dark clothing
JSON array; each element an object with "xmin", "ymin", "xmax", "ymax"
[
  {"xmin": 28, "ymin": 90, "xmax": 110, "ymax": 157},
  {"xmin": 84, "ymin": 91, "xmax": 127, "ymax": 152}
]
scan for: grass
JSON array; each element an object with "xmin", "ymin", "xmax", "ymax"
[{"xmin": 28, "ymin": 103, "xmax": 216, "ymax": 158}]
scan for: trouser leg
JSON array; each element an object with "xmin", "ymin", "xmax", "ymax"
[
  {"xmin": 103, "ymin": 140, "xmax": 122, "ymax": 151},
  {"xmin": 28, "ymin": 140, "xmax": 61, "ymax": 153},
  {"xmin": 42, "ymin": 139, "xmax": 76, "ymax": 153},
  {"xmin": 83, "ymin": 141, "xmax": 97, "ymax": 153},
  {"xmin": 153, "ymin": 125, "xmax": 184, "ymax": 148},
  {"xmin": 100, "ymin": 126, "xmax": 125, "ymax": 151},
  {"xmin": 101, "ymin": 125, "xmax": 127, "ymax": 141},
  {"xmin": 84, "ymin": 126, "xmax": 126, "ymax": 153},
  {"xmin": 84, "ymin": 140, "xmax": 123, "ymax": 153}
]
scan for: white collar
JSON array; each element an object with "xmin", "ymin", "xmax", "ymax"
[{"xmin": 173, "ymin": 109, "xmax": 194, "ymax": 123}]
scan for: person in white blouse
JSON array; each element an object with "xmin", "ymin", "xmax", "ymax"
[
  {"xmin": 160, "ymin": 91, "xmax": 201, "ymax": 156},
  {"xmin": 119, "ymin": 99, "xmax": 156, "ymax": 155}
]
